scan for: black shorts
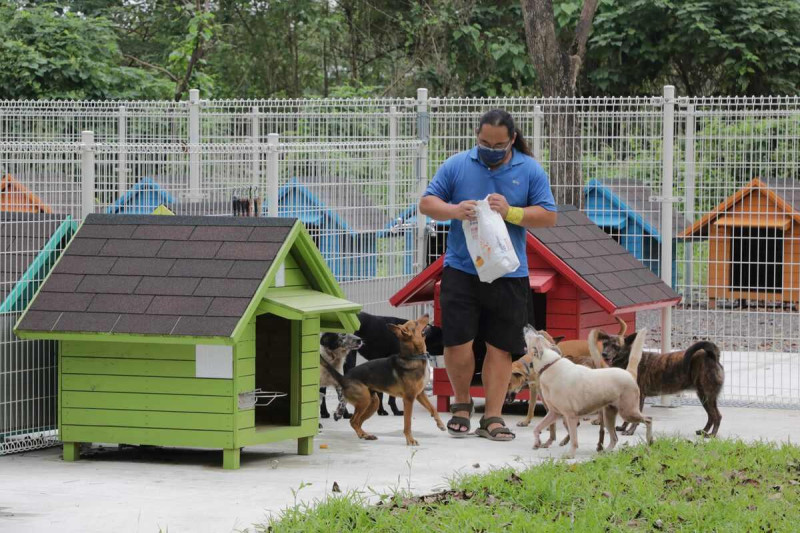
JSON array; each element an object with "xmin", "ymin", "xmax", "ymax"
[{"xmin": 439, "ymin": 266, "xmax": 529, "ymax": 360}]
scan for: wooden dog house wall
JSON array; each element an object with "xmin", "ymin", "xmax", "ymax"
[
  {"xmin": 680, "ymin": 177, "xmax": 800, "ymax": 308},
  {"xmin": 14, "ymin": 214, "xmax": 360, "ymax": 469},
  {"xmin": 391, "ymin": 205, "xmax": 682, "ymax": 412}
]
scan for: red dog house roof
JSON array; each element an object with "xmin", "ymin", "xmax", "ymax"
[{"xmin": 390, "ymin": 205, "xmax": 681, "ymax": 316}]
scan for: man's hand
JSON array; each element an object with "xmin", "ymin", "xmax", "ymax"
[
  {"xmin": 452, "ymin": 200, "xmax": 478, "ymax": 221},
  {"xmin": 487, "ymin": 193, "xmax": 510, "ymax": 218}
]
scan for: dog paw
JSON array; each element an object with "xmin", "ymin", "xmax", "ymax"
[
  {"xmin": 406, "ymin": 439, "xmax": 419, "ymax": 446},
  {"xmin": 516, "ymin": 420, "xmax": 531, "ymax": 427},
  {"xmin": 596, "ymin": 444, "xmax": 604, "ymax": 452},
  {"xmin": 591, "ymin": 419, "xmax": 601, "ymax": 425},
  {"xmin": 361, "ymin": 434, "xmax": 378, "ymax": 441},
  {"xmin": 622, "ymin": 429, "xmax": 636, "ymax": 436},
  {"xmin": 393, "ymin": 411, "xmax": 404, "ymax": 416},
  {"xmin": 615, "ymin": 425, "xmax": 626, "ymax": 431},
  {"xmin": 343, "ymin": 411, "xmax": 352, "ymax": 419},
  {"xmin": 377, "ymin": 410, "xmax": 389, "ymax": 416},
  {"xmin": 321, "ymin": 412, "xmax": 330, "ymax": 419},
  {"xmin": 541, "ymin": 440, "xmax": 554, "ymax": 449}
]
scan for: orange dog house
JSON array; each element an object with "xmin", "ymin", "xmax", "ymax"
[
  {"xmin": 390, "ymin": 205, "xmax": 681, "ymax": 412},
  {"xmin": 680, "ymin": 178, "xmax": 800, "ymax": 309},
  {"xmin": 1, "ymin": 175, "xmax": 54, "ymax": 214}
]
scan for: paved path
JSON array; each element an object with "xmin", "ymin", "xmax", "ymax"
[{"xmin": 2, "ymin": 399, "xmax": 800, "ymax": 533}]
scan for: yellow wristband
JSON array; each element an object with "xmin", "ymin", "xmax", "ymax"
[{"xmin": 504, "ymin": 206, "xmax": 524, "ymax": 225}]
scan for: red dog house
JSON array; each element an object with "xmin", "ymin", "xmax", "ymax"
[{"xmin": 390, "ymin": 205, "xmax": 681, "ymax": 412}]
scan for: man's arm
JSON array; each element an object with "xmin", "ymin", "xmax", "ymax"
[
  {"xmin": 420, "ymin": 195, "xmax": 477, "ymax": 222},
  {"xmin": 518, "ymin": 205, "xmax": 557, "ymax": 228},
  {"xmin": 486, "ymin": 194, "xmax": 557, "ymax": 228}
]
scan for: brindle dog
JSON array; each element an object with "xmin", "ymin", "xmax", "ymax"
[
  {"xmin": 321, "ymin": 314, "xmax": 446, "ymax": 445},
  {"xmin": 589, "ymin": 330, "xmax": 724, "ymax": 437}
]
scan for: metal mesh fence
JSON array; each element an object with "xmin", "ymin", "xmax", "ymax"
[{"xmin": 2, "ymin": 88, "xmax": 800, "ymax": 455}]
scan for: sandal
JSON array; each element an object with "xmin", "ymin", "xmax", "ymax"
[
  {"xmin": 476, "ymin": 416, "xmax": 515, "ymax": 441},
  {"xmin": 447, "ymin": 400, "xmax": 474, "ymax": 438}
]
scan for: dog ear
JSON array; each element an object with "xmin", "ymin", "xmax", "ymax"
[
  {"xmin": 388, "ymin": 323, "xmax": 409, "ymax": 338},
  {"xmin": 552, "ymin": 336, "xmax": 566, "ymax": 344},
  {"xmin": 624, "ymin": 332, "xmax": 639, "ymax": 346}
]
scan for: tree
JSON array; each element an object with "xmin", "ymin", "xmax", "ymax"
[
  {"xmin": 582, "ymin": 0, "xmax": 800, "ymax": 96},
  {"xmin": 520, "ymin": 0, "xmax": 599, "ymax": 206},
  {"xmin": 0, "ymin": 2, "xmax": 170, "ymax": 100}
]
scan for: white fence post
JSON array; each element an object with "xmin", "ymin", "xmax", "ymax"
[
  {"xmin": 389, "ymin": 105, "xmax": 398, "ymax": 220},
  {"xmin": 267, "ymin": 133, "xmax": 279, "ymax": 217},
  {"xmin": 683, "ymin": 104, "xmax": 696, "ymax": 304},
  {"xmin": 660, "ymin": 85, "xmax": 678, "ymax": 408},
  {"xmin": 118, "ymin": 105, "xmax": 127, "ymax": 197},
  {"xmin": 81, "ymin": 130, "xmax": 95, "ymax": 219},
  {"xmin": 533, "ymin": 105, "xmax": 543, "ymax": 160},
  {"xmin": 188, "ymin": 89, "xmax": 201, "ymax": 202},
  {"xmin": 415, "ymin": 88, "xmax": 429, "ymax": 274},
  {"xmin": 251, "ymin": 106, "xmax": 260, "ymax": 191}
]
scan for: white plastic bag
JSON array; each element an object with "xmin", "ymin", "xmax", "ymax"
[{"xmin": 462, "ymin": 196, "xmax": 520, "ymax": 283}]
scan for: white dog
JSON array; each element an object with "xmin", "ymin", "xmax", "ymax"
[{"xmin": 523, "ymin": 326, "xmax": 653, "ymax": 459}]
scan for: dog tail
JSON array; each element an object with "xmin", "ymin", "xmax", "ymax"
[
  {"xmin": 615, "ymin": 316, "xmax": 627, "ymax": 337},
  {"xmin": 625, "ymin": 328, "xmax": 648, "ymax": 381},
  {"xmin": 683, "ymin": 341, "xmax": 721, "ymax": 376},
  {"xmin": 588, "ymin": 329, "xmax": 605, "ymax": 368},
  {"xmin": 320, "ymin": 357, "xmax": 346, "ymax": 388}
]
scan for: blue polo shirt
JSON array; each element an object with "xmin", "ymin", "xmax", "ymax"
[{"xmin": 423, "ymin": 147, "xmax": 556, "ymax": 278}]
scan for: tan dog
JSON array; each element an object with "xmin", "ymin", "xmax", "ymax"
[{"xmin": 525, "ymin": 326, "xmax": 653, "ymax": 459}]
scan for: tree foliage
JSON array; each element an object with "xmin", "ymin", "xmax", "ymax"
[{"xmin": 1, "ymin": 0, "xmax": 799, "ymax": 100}]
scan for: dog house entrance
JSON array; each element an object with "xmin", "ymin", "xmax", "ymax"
[
  {"xmin": 529, "ymin": 291, "xmax": 547, "ymax": 331},
  {"xmin": 730, "ymin": 227, "xmax": 783, "ymax": 293},
  {"xmin": 254, "ymin": 314, "xmax": 293, "ymax": 427}
]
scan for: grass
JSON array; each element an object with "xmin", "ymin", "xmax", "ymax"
[{"xmin": 262, "ymin": 438, "xmax": 800, "ymax": 532}]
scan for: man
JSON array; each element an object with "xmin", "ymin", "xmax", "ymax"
[{"xmin": 419, "ymin": 109, "xmax": 557, "ymax": 441}]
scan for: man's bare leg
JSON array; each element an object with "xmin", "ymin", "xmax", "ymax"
[
  {"xmin": 481, "ymin": 342, "xmax": 514, "ymax": 440},
  {"xmin": 444, "ymin": 341, "xmax": 474, "ymax": 433}
]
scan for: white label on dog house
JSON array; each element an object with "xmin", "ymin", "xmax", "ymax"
[
  {"xmin": 274, "ymin": 263, "xmax": 285, "ymax": 287},
  {"xmin": 196, "ymin": 345, "xmax": 233, "ymax": 379}
]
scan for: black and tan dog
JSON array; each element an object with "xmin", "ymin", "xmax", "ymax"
[
  {"xmin": 589, "ymin": 330, "xmax": 724, "ymax": 437},
  {"xmin": 340, "ymin": 311, "xmax": 445, "ymax": 418},
  {"xmin": 321, "ymin": 314, "xmax": 446, "ymax": 445},
  {"xmin": 319, "ymin": 333, "xmax": 362, "ymax": 420}
]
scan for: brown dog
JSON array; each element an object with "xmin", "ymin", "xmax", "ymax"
[
  {"xmin": 507, "ymin": 320, "xmax": 624, "ymax": 428},
  {"xmin": 321, "ymin": 314, "xmax": 445, "ymax": 445},
  {"xmin": 589, "ymin": 330, "xmax": 724, "ymax": 437}
]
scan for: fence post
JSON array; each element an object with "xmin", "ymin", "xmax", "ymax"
[
  {"xmin": 267, "ymin": 133, "xmax": 279, "ymax": 217},
  {"xmin": 683, "ymin": 104, "xmax": 696, "ymax": 305},
  {"xmin": 415, "ymin": 88, "xmax": 429, "ymax": 274},
  {"xmin": 81, "ymin": 130, "xmax": 95, "ymax": 219},
  {"xmin": 533, "ymin": 105, "xmax": 543, "ymax": 160},
  {"xmin": 251, "ymin": 106, "xmax": 260, "ymax": 190},
  {"xmin": 188, "ymin": 89, "xmax": 201, "ymax": 203},
  {"xmin": 118, "ymin": 105, "xmax": 127, "ymax": 197},
  {"xmin": 660, "ymin": 85, "xmax": 678, "ymax": 408}
]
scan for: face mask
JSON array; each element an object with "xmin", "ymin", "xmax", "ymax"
[{"xmin": 477, "ymin": 142, "xmax": 511, "ymax": 167}]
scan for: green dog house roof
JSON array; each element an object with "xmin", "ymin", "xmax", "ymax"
[{"xmin": 14, "ymin": 214, "xmax": 361, "ymax": 342}]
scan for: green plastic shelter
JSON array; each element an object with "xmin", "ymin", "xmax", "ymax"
[{"xmin": 14, "ymin": 214, "xmax": 361, "ymax": 469}]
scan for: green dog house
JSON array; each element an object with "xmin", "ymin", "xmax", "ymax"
[{"xmin": 14, "ymin": 214, "xmax": 360, "ymax": 469}]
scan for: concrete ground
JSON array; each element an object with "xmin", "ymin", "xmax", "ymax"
[{"xmin": 2, "ymin": 398, "xmax": 800, "ymax": 533}]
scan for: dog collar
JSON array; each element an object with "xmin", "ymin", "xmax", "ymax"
[
  {"xmin": 537, "ymin": 360, "xmax": 558, "ymax": 376},
  {"xmin": 405, "ymin": 352, "xmax": 431, "ymax": 361}
]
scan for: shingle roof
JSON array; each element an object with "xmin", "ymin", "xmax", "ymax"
[
  {"xmin": 585, "ymin": 178, "xmax": 689, "ymax": 237},
  {"xmin": 1, "ymin": 212, "xmax": 67, "ymax": 302},
  {"xmin": 17, "ymin": 214, "xmax": 297, "ymax": 337},
  {"xmin": 528, "ymin": 205, "xmax": 681, "ymax": 309}
]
